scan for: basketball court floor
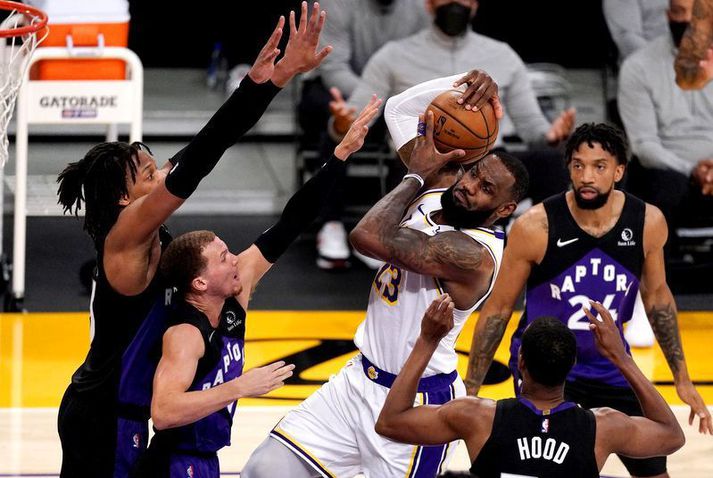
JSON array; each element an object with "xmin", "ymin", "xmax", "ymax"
[{"xmin": 0, "ymin": 68, "xmax": 711, "ymax": 476}]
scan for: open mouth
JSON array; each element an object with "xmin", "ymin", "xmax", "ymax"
[{"xmin": 578, "ymin": 188, "xmax": 598, "ymax": 200}]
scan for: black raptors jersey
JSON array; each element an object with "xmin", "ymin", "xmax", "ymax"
[
  {"xmin": 71, "ymin": 225, "xmax": 173, "ymax": 395},
  {"xmin": 470, "ymin": 398, "xmax": 598, "ymax": 478},
  {"xmin": 511, "ymin": 192, "xmax": 646, "ymax": 387}
]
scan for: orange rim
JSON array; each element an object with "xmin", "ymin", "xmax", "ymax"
[{"xmin": 0, "ymin": 0, "xmax": 48, "ymax": 38}]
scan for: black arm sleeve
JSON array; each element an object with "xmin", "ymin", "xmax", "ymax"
[
  {"xmin": 164, "ymin": 76, "xmax": 281, "ymax": 197},
  {"xmin": 254, "ymin": 155, "xmax": 347, "ymax": 263}
]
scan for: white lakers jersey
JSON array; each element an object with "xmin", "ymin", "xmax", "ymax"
[{"xmin": 353, "ymin": 188, "xmax": 505, "ymax": 376}]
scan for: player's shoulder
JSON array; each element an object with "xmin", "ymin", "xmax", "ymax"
[
  {"xmin": 443, "ymin": 396, "xmax": 497, "ymax": 429},
  {"xmin": 643, "ymin": 202, "xmax": 667, "ymax": 228},
  {"xmin": 511, "ymin": 203, "xmax": 548, "ymax": 237}
]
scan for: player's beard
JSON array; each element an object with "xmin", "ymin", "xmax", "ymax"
[
  {"xmin": 440, "ymin": 184, "xmax": 496, "ymax": 228},
  {"xmin": 573, "ymin": 185, "xmax": 612, "ymax": 210}
]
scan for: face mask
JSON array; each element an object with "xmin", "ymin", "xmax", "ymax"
[
  {"xmin": 374, "ymin": 0, "xmax": 396, "ymax": 8},
  {"xmin": 434, "ymin": 2, "xmax": 472, "ymax": 37},
  {"xmin": 669, "ymin": 20, "xmax": 689, "ymax": 48}
]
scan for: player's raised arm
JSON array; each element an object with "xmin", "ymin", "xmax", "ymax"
[
  {"xmin": 349, "ymin": 111, "xmax": 488, "ymax": 283},
  {"xmin": 234, "ymin": 96, "xmax": 383, "ymax": 307},
  {"xmin": 464, "ymin": 207, "xmax": 547, "ymax": 396},
  {"xmin": 376, "ymin": 295, "xmax": 493, "ymax": 446},
  {"xmin": 584, "ymin": 302, "xmax": 686, "ymax": 462}
]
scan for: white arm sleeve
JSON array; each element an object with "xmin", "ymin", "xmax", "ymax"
[{"xmin": 384, "ymin": 73, "xmax": 466, "ymax": 151}]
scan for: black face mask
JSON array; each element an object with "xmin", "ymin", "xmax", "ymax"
[
  {"xmin": 440, "ymin": 183, "xmax": 497, "ymax": 229},
  {"xmin": 669, "ymin": 20, "xmax": 689, "ymax": 48},
  {"xmin": 434, "ymin": 2, "xmax": 472, "ymax": 37}
]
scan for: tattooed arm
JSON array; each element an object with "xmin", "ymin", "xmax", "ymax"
[
  {"xmin": 350, "ymin": 111, "xmax": 490, "ymax": 299},
  {"xmin": 464, "ymin": 206, "xmax": 548, "ymax": 396},
  {"xmin": 675, "ymin": 0, "xmax": 713, "ymax": 89},
  {"xmin": 640, "ymin": 204, "xmax": 713, "ymax": 434}
]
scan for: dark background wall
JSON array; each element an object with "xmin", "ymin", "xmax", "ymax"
[{"xmin": 128, "ymin": 0, "xmax": 614, "ymax": 69}]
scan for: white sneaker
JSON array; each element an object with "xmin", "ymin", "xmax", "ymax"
[
  {"xmin": 624, "ymin": 292, "xmax": 655, "ymax": 348},
  {"xmin": 316, "ymin": 221, "xmax": 350, "ymax": 270},
  {"xmin": 352, "ymin": 249, "xmax": 385, "ymax": 270}
]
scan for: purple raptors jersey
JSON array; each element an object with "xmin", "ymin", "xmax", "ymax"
[
  {"xmin": 147, "ymin": 296, "xmax": 246, "ymax": 465},
  {"xmin": 510, "ymin": 192, "xmax": 645, "ymax": 387}
]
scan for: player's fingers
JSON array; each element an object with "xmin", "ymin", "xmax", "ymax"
[
  {"xmin": 314, "ymin": 46, "xmax": 333, "ymax": 65},
  {"xmin": 298, "ymin": 1, "xmax": 308, "ymax": 33},
  {"xmin": 266, "ymin": 17, "xmax": 284, "ymax": 50},
  {"xmin": 452, "ymin": 72, "xmax": 472, "ymax": 88},
  {"xmin": 582, "ymin": 306, "xmax": 598, "ymax": 325},
  {"xmin": 441, "ymin": 149, "xmax": 466, "ymax": 162},
  {"xmin": 289, "ymin": 9, "xmax": 297, "ymax": 36},
  {"xmin": 424, "ymin": 110, "xmax": 435, "ymax": 143},
  {"xmin": 491, "ymin": 95, "xmax": 504, "ymax": 119},
  {"xmin": 315, "ymin": 8, "xmax": 327, "ymax": 34},
  {"xmin": 590, "ymin": 301, "xmax": 614, "ymax": 325},
  {"xmin": 309, "ymin": 2, "xmax": 321, "ymax": 31},
  {"xmin": 275, "ymin": 369, "xmax": 294, "ymax": 382},
  {"xmin": 689, "ymin": 407, "xmax": 695, "ymax": 426},
  {"xmin": 267, "ymin": 360, "xmax": 287, "ymax": 372}
]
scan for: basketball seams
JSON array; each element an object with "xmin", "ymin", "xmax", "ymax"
[{"xmin": 428, "ymin": 104, "xmax": 490, "ymax": 140}]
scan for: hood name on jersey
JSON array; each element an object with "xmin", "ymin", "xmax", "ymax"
[{"xmin": 517, "ymin": 436, "xmax": 570, "ymax": 464}]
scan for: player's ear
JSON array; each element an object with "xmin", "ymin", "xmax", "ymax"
[
  {"xmin": 191, "ymin": 276, "xmax": 207, "ymax": 293},
  {"xmin": 614, "ymin": 163, "xmax": 625, "ymax": 183},
  {"xmin": 496, "ymin": 200, "xmax": 517, "ymax": 219},
  {"xmin": 118, "ymin": 193, "xmax": 130, "ymax": 206}
]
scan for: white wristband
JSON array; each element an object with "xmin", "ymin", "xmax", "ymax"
[{"xmin": 403, "ymin": 173, "xmax": 425, "ymax": 188}]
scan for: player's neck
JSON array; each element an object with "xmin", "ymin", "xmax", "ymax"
[
  {"xmin": 520, "ymin": 382, "xmax": 565, "ymax": 411},
  {"xmin": 185, "ymin": 294, "xmax": 224, "ymax": 328}
]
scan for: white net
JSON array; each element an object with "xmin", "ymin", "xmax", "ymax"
[{"xmin": 0, "ymin": 4, "xmax": 46, "ymax": 166}]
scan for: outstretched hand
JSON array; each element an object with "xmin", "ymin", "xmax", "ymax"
[
  {"xmin": 453, "ymin": 69, "xmax": 503, "ymax": 118},
  {"xmin": 676, "ymin": 380, "xmax": 713, "ymax": 435},
  {"xmin": 247, "ymin": 16, "xmax": 285, "ymax": 84},
  {"xmin": 335, "ymin": 95, "xmax": 383, "ymax": 160},
  {"xmin": 234, "ymin": 361, "xmax": 295, "ymax": 398},
  {"xmin": 273, "ymin": 2, "xmax": 332, "ymax": 87},
  {"xmin": 584, "ymin": 301, "xmax": 628, "ymax": 366},
  {"xmin": 407, "ymin": 111, "xmax": 465, "ymax": 180},
  {"xmin": 420, "ymin": 294, "xmax": 455, "ymax": 344}
]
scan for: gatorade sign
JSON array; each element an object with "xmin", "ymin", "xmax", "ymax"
[{"xmin": 26, "ymin": 81, "xmax": 135, "ymax": 123}]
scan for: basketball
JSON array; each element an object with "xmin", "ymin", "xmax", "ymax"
[{"xmin": 426, "ymin": 89, "xmax": 499, "ymax": 162}]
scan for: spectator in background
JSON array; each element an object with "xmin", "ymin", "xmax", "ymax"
[
  {"xmin": 300, "ymin": 0, "xmax": 430, "ymax": 270},
  {"xmin": 675, "ymin": 0, "xmax": 713, "ymax": 89},
  {"xmin": 618, "ymin": 0, "xmax": 713, "ymax": 257},
  {"xmin": 603, "ymin": 0, "xmax": 669, "ymax": 61},
  {"xmin": 325, "ymin": 0, "xmax": 575, "ymax": 269}
]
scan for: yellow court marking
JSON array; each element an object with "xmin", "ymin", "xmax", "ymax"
[{"xmin": 1, "ymin": 311, "xmax": 712, "ymax": 407}]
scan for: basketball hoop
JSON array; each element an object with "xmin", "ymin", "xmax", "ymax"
[{"xmin": 0, "ymin": 0, "xmax": 47, "ymax": 166}]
